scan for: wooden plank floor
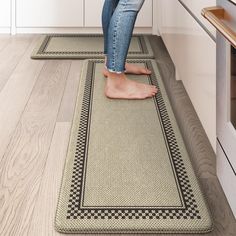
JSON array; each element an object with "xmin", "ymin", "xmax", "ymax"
[{"xmin": 0, "ymin": 34, "xmax": 235, "ymax": 236}]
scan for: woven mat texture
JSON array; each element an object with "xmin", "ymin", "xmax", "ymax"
[{"xmin": 55, "ymin": 59, "xmax": 213, "ymax": 234}]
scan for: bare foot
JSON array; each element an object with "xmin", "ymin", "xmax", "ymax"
[
  {"xmin": 103, "ymin": 63, "xmax": 151, "ymax": 78},
  {"xmin": 104, "ymin": 72, "xmax": 158, "ymax": 100}
]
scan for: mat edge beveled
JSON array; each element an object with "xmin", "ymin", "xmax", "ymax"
[{"xmin": 54, "ymin": 59, "xmax": 213, "ymax": 234}]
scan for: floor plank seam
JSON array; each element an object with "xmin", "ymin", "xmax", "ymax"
[
  {"xmin": 0, "ymin": 57, "xmax": 45, "ymax": 162},
  {"xmin": 56, "ymin": 60, "xmax": 84, "ymax": 122},
  {"xmin": 0, "ymin": 40, "xmax": 10, "ymax": 53},
  {"xmin": 29, "ymin": 61, "xmax": 74, "ymax": 231},
  {"xmin": 0, "ymin": 36, "xmax": 35, "ymax": 93}
]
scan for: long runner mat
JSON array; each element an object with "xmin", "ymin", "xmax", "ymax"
[
  {"xmin": 31, "ymin": 34, "xmax": 154, "ymax": 59},
  {"xmin": 55, "ymin": 59, "xmax": 213, "ymax": 234}
]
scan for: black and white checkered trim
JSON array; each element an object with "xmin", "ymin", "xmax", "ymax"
[{"xmin": 66, "ymin": 60, "xmax": 201, "ymax": 220}]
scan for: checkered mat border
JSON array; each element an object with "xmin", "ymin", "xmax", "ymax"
[{"xmin": 55, "ymin": 59, "xmax": 213, "ymax": 234}]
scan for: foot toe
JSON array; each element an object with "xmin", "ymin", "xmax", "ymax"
[
  {"xmin": 142, "ymin": 68, "xmax": 151, "ymax": 75},
  {"xmin": 151, "ymin": 87, "xmax": 158, "ymax": 93}
]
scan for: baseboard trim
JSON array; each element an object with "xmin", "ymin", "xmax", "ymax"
[
  {"xmin": 0, "ymin": 27, "xmax": 11, "ymax": 34},
  {"xmin": 14, "ymin": 27, "xmax": 152, "ymax": 35}
]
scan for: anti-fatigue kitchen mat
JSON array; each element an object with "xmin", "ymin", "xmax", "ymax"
[
  {"xmin": 55, "ymin": 59, "xmax": 213, "ymax": 234},
  {"xmin": 31, "ymin": 34, "xmax": 154, "ymax": 59}
]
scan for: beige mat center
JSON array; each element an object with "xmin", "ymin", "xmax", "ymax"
[
  {"xmin": 46, "ymin": 36, "xmax": 141, "ymax": 52},
  {"xmin": 83, "ymin": 62, "xmax": 182, "ymax": 208}
]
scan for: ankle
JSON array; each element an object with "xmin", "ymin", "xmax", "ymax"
[
  {"xmin": 107, "ymin": 75, "xmax": 128, "ymax": 88},
  {"xmin": 106, "ymin": 70, "xmax": 125, "ymax": 79}
]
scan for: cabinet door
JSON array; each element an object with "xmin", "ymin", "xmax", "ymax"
[
  {"xmin": 157, "ymin": 0, "xmax": 216, "ymax": 150},
  {"xmin": 84, "ymin": 0, "xmax": 152, "ymax": 27},
  {"xmin": 135, "ymin": 0, "xmax": 152, "ymax": 27},
  {"xmin": 217, "ymin": 142, "xmax": 236, "ymax": 217},
  {"xmin": 180, "ymin": 0, "xmax": 216, "ymax": 36},
  {"xmin": 16, "ymin": 0, "xmax": 84, "ymax": 27},
  {"xmin": 0, "ymin": 0, "xmax": 11, "ymax": 27}
]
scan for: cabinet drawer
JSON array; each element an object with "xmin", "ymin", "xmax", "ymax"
[
  {"xmin": 16, "ymin": 0, "xmax": 84, "ymax": 27},
  {"xmin": 84, "ymin": 0, "xmax": 152, "ymax": 27}
]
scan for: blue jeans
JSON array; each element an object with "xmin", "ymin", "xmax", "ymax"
[{"xmin": 102, "ymin": 0, "xmax": 145, "ymax": 73}]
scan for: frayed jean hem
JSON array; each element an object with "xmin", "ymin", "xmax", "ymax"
[
  {"xmin": 104, "ymin": 65, "xmax": 126, "ymax": 74},
  {"xmin": 106, "ymin": 67, "xmax": 124, "ymax": 74}
]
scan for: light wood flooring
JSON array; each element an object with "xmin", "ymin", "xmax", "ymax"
[{"xmin": 0, "ymin": 34, "xmax": 235, "ymax": 236}]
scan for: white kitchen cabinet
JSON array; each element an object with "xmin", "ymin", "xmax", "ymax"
[
  {"xmin": 135, "ymin": 0, "xmax": 153, "ymax": 27},
  {"xmin": 217, "ymin": 140, "xmax": 236, "ymax": 216},
  {"xmin": 16, "ymin": 0, "xmax": 84, "ymax": 27},
  {"xmin": 180, "ymin": 0, "xmax": 216, "ymax": 36},
  {"xmin": 0, "ymin": 0, "xmax": 11, "ymax": 27},
  {"xmin": 157, "ymin": 0, "xmax": 216, "ymax": 150},
  {"xmin": 84, "ymin": 0, "xmax": 152, "ymax": 27},
  {"xmin": 84, "ymin": 0, "xmax": 104, "ymax": 27}
]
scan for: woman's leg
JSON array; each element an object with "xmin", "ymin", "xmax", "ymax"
[
  {"xmin": 102, "ymin": 0, "xmax": 151, "ymax": 76},
  {"xmin": 104, "ymin": 0, "xmax": 158, "ymax": 99},
  {"xmin": 106, "ymin": 0, "xmax": 145, "ymax": 73},
  {"xmin": 102, "ymin": 0, "xmax": 119, "ymax": 55}
]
